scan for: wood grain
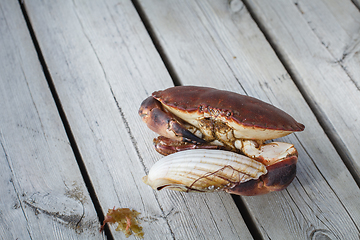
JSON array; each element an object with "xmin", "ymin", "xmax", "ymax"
[
  {"xmin": 137, "ymin": 0, "xmax": 360, "ymax": 239},
  {"xmin": 23, "ymin": 0, "xmax": 253, "ymax": 239},
  {"xmin": 0, "ymin": 1, "xmax": 103, "ymax": 239},
  {"xmin": 245, "ymin": 0, "xmax": 360, "ymax": 182}
]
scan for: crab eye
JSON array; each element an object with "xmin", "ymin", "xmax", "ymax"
[
  {"xmin": 199, "ymin": 105, "xmax": 203, "ymax": 111},
  {"xmin": 226, "ymin": 111, "xmax": 232, "ymax": 117}
]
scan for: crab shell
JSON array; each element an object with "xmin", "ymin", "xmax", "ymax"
[
  {"xmin": 139, "ymin": 86, "xmax": 304, "ymax": 195},
  {"xmin": 139, "ymin": 86, "xmax": 304, "ymax": 144}
]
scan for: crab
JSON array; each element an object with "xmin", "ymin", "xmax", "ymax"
[{"xmin": 139, "ymin": 86, "xmax": 305, "ymax": 195}]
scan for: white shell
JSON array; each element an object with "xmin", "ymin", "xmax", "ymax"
[{"xmin": 142, "ymin": 149, "xmax": 267, "ymax": 192}]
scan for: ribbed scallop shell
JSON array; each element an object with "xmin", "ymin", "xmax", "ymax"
[{"xmin": 142, "ymin": 149, "xmax": 267, "ymax": 192}]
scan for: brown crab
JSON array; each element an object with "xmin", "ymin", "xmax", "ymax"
[{"xmin": 139, "ymin": 86, "xmax": 304, "ymax": 195}]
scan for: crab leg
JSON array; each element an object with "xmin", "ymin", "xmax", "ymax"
[
  {"xmin": 139, "ymin": 96, "xmax": 206, "ymax": 143},
  {"xmin": 153, "ymin": 136, "xmax": 232, "ymax": 156}
]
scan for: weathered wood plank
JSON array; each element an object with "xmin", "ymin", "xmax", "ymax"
[
  {"xmin": 23, "ymin": 0, "xmax": 253, "ymax": 239},
  {"xmin": 0, "ymin": 1, "xmax": 103, "ymax": 239},
  {"xmin": 137, "ymin": 0, "xmax": 360, "ymax": 239},
  {"xmin": 245, "ymin": 0, "xmax": 360, "ymax": 181}
]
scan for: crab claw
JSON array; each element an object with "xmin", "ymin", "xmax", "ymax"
[
  {"xmin": 225, "ymin": 155, "xmax": 297, "ymax": 195},
  {"xmin": 139, "ymin": 96, "xmax": 206, "ymax": 144}
]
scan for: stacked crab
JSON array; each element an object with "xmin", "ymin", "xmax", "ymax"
[{"xmin": 139, "ymin": 86, "xmax": 304, "ymax": 196}]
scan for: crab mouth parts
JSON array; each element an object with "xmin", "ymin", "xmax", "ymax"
[{"xmin": 195, "ymin": 118, "xmax": 239, "ymax": 147}]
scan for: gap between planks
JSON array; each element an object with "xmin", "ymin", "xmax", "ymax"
[
  {"xmin": 131, "ymin": 0, "xmax": 182, "ymax": 86},
  {"xmin": 18, "ymin": 1, "xmax": 114, "ymax": 239},
  {"xmin": 131, "ymin": 0, "xmax": 267, "ymax": 239},
  {"xmin": 242, "ymin": 0, "xmax": 360, "ymax": 188}
]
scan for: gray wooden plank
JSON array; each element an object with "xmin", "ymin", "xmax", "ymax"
[
  {"xmin": 137, "ymin": 0, "xmax": 360, "ymax": 239},
  {"xmin": 0, "ymin": 1, "xmax": 103, "ymax": 239},
  {"xmin": 23, "ymin": 0, "xmax": 253, "ymax": 239},
  {"xmin": 245, "ymin": 0, "xmax": 360, "ymax": 183}
]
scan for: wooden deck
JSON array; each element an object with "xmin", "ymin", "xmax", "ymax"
[{"xmin": 1, "ymin": 0, "xmax": 360, "ymax": 239}]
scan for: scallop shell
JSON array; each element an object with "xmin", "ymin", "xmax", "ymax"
[{"xmin": 142, "ymin": 149, "xmax": 267, "ymax": 193}]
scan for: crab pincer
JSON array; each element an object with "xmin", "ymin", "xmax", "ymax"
[{"xmin": 138, "ymin": 96, "xmax": 206, "ymax": 144}]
